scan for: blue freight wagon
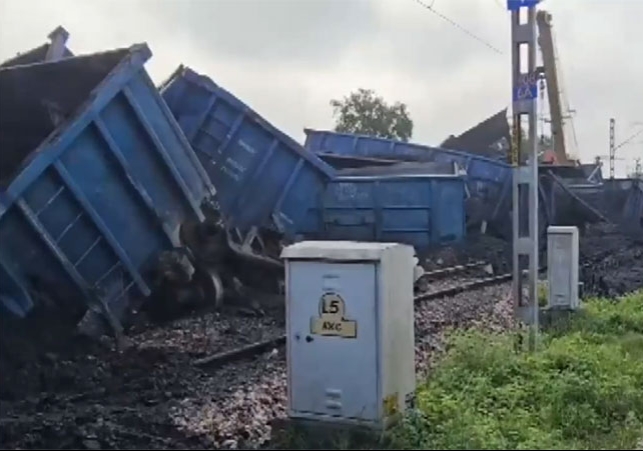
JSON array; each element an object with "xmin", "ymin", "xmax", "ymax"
[
  {"xmin": 540, "ymin": 174, "xmax": 643, "ymax": 232},
  {"xmin": 160, "ymin": 66, "xmax": 336, "ymax": 243},
  {"xmin": 299, "ymin": 165, "xmax": 466, "ymax": 250},
  {"xmin": 597, "ymin": 179, "xmax": 642, "ymax": 231},
  {"xmin": 316, "ymin": 153, "xmax": 401, "ymax": 171},
  {"xmin": 0, "ymin": 44, "xmax": 214, "ymax": 335},
  {"xmin": 597, "ymin": 179, "xmax": 642, "ymax": 233},
  {"xmin": 621, "ymin": 181, "xmax": 643, "ymax": 233},
  {"xmin": 304, "ymin": 129, "xmax": 512, "ymax": 237},
  {"xmin": 540, "ymin": 175, "xmax": 611, "ymax": 226}
]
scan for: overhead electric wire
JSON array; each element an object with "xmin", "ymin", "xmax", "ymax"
[
  {"xmin": 412, "ymin": 0, "xmax": 504, "ymax": 54},
  {"xmin": 614, "ymin": 127, "xmax": 643, "ymax": 152}
]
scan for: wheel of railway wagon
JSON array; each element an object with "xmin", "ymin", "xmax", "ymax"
[
  {"xmin": 193, "ymin": 266, "xmax": 224, "ymax": 309},
  {"xmin": 146, "ymin": 269, "xmax": 223, "ymax": 321}
]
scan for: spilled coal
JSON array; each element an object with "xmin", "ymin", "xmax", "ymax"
[{"xmin": 1, "ymin": 224, "xmax": 640, "ymax": 449}]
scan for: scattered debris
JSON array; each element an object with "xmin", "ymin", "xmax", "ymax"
[{"xmin": 0, "ymin": 26, "xmax": 641, "ymax": 451}]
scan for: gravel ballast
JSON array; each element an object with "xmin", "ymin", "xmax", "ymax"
[{"xmin": 1, "ymin": 224, "xmax": 641, "ymax": 449}]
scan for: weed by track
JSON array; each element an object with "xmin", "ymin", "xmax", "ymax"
[
  {"xmin": 276, "ymin": 291, "xmax": 643, "ymax": 450},
  {"xmin": 392, "ymin": 291, "xmax": 643, "ymax": 450}
]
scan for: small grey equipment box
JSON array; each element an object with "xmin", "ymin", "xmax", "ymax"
[
  {"xmin": 547, "ymin": 226, "xmax": 580, "ymax": 310},
  {"xmin": 281, "ymin": 241, "xmax": 417, "ymax": 430}
]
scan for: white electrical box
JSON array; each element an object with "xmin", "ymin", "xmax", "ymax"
[
  {"xmin": 547, "ymin": 226, "xmax": 580, "ymax": 310},
  {"xmin": 281, "ymin": 241, "xmax": 416, "ymax": 430}
]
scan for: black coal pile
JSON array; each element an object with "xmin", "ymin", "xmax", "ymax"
[
  {"xmin": 1, "ymin": 224, "xmax": 640, "ymax": 450},
  {"xmin": 1, "ymin": 275, "xmax": 520, "ymax": 450},
  {"xmin": 578, "ymin": 223, "xmax": 643, "ymax": 297},
  {"xmin": 421, "ymin": 234, "xmax": 512, "ymax": 274},
  {"xmin": 421, "ymin": 224, "xmax": 642, "ymax": 298},
  {"xmin": 0, "ymin": 308, "xmax": 284, "ymax": 450}
]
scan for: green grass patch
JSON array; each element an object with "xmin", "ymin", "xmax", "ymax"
[{"xmin": 391, "ymin": 291, "xmax": 643, "ymax": 450}]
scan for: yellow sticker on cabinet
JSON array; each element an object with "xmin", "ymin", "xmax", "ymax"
[
  {"xmin": 310, "ymin": 293, "xmax": 357, "ymax": 338},
  {"xmin": 383, "ymin": 393, "xmax": 399, "ymax": 417}
]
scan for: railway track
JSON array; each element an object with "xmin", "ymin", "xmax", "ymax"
[
  {"xmin": 194, "ymin": 261, "xmax": 514, "ymax": 369},
  {"xmin": 3, "ymin": 243, "xmax": 639, "ymax": 450},
  {"xmin": 195, "ymin": 250, "xmax": 631, "ymax": 374},
  {"xmin": 173, "ymin": 261, "xmax": 522, "ymax": 447}
]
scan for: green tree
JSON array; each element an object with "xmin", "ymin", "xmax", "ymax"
[{"xmin": 330, "ymin": 88, "xmax": 413, "ymax": 142}]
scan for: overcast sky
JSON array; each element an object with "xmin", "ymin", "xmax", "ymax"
[{"xmin": 1, "ymin": 0, "xmax": 641, "ymax": 176}]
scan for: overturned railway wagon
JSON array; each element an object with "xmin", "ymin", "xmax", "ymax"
[
  {"xmin": 299, "ymin": 162, "xmax": 467, "ymax": 250},
  {"xmin": 304, "ymin": 129, "xmax": 515, "ymax": 238},
  {"xmin": 539, "ymin": 170, "xmax": 643, "ymax": 234},
  {"xmin": 624, "ymin": 184, "xmax": 643, "ymax": 234},
  {"xmin": 585, "ymin": 178, "xmax": 643, "ymax": 234},
  {"xmin": 305, "ymin": 129, "xmax": 638, "ymax": 241},
  {"xmin": 160, "ymin": 66, "xmax": 336, "ymax": 250},
  {"xmin": 0, "ymin": 44, "xmax": 214, "ymax": 334}
]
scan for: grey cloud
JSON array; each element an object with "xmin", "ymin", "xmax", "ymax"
[
  {"xmin": 0, "ymin": 0, "xmax": 640, "ymax": 176},
  {"xmin": 367, "ymin": 0, "xmax": 507, "ymax": 75},
  {"xmin": 140, "ymin": 0, "xmax": 377, "ymax": 68}
]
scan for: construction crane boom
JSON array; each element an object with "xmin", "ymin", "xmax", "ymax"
[{"xmin": 536, "ymin": 10, "xmax": 571, "ymax": 165}]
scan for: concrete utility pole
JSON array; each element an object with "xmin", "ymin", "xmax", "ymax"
[
  {"xmin": 609, "ymin": 118, "xmax": 616, "ymax": 179},
  {"xmin": 508, "ymin": 0, "xmax": 540, "ymax": 350}
]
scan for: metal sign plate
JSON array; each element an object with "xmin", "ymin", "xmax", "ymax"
[
  {"xmin": 310, "ymin": 293, "xmax": 357, "ymax": 338},
  {"xmin": 513, "ymin": 72, "xmax": 538, "ymax": 101},
  {"xmin": 507, "ymin": 0, "xmax": 540, "ymax": 11}
]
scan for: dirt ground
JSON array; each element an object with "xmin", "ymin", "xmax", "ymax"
[
  {"xmin": 0, "ymin": 308, "xmax": 285, "ymax": 449},
  {"xmin": 0, "ymin": 224, "xmax": 641, "ymax": 450}
]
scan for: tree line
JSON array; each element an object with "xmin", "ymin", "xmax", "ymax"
[{"xmin": 329, "ymin": 88, "xmax": 554, "ymax": 160}]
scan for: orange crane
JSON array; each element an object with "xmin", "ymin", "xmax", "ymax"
[{"xmin": 535, "ymin": 10, "xmax": 574, "ymax": 166}]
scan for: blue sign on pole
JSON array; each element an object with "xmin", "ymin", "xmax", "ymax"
[
  {"xmin": 507, "ymin": 0, "xmax": 540, "ymax": 11},
  {"xmin": 513, "ymin": 72, "xmax": 538, "ymax": 101}
]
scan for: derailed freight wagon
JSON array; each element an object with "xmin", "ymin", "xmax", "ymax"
[
  {"xmin": 539, "ymin": 170, "xmax": 643, "ymax": 235},
  {"xmin": 159, "ymin": 66, "xmax": 336, "ymax": 262},
  {"xmin": 299, "ymin": 162, "xmax": 467, "ymax": 250},
  {"xmin": 0, "ymin": 44, "xmax": 215, "ymax": 337},
  {"xmin": 304, "ymin": 129, "xmax": 515, "ymax": 239},
  {"xmin": 308, "ymin": 130, "xmax": 633, "ymax": 242},
  {"xmin": 621, "ymin": 180, "xmax": 643, "ymax": 234}
]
